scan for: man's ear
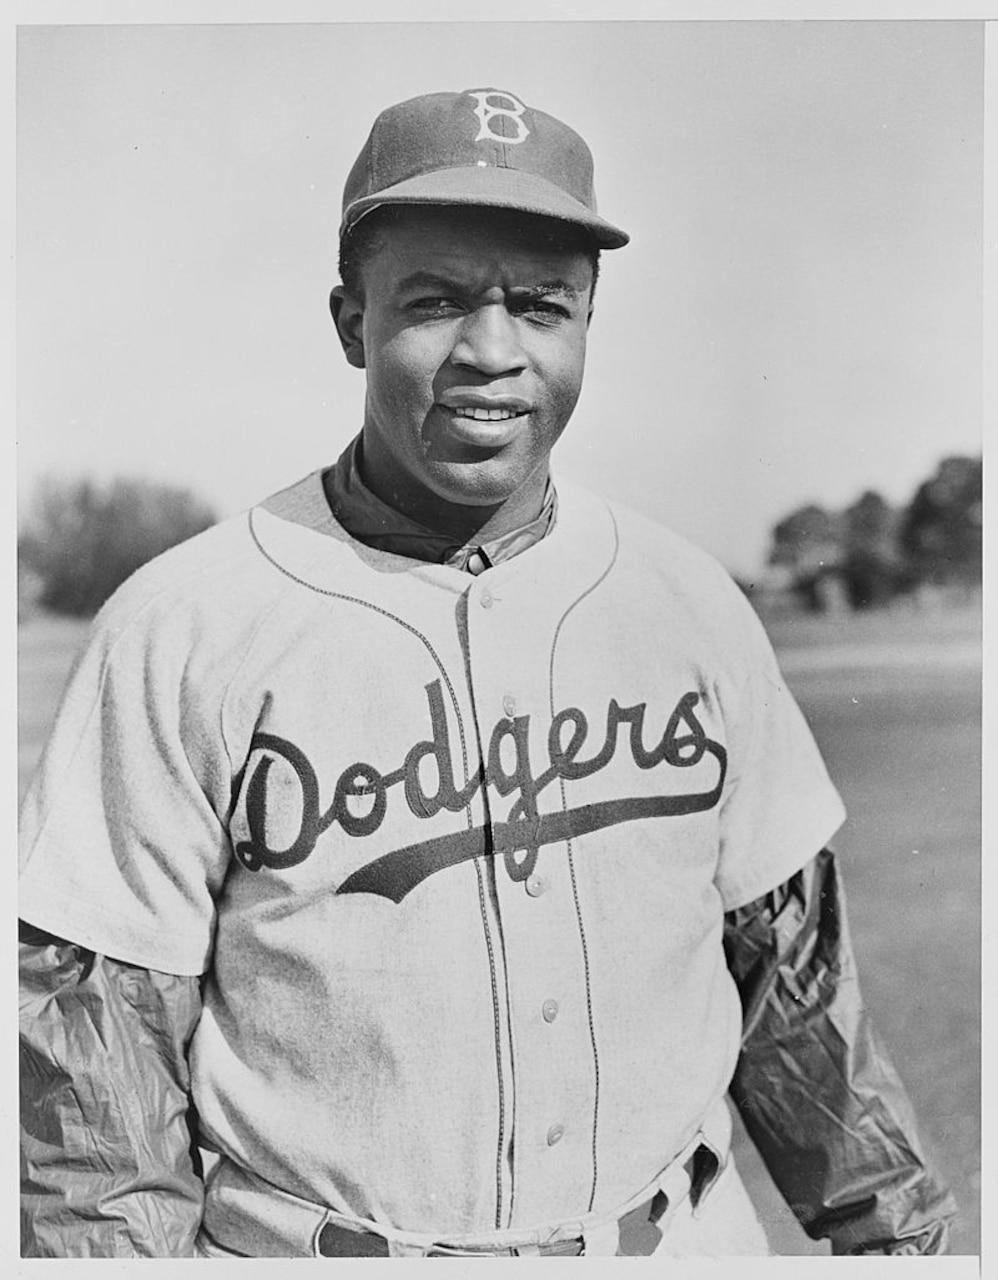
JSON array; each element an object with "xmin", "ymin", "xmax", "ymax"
[{"xmin": 329, "ymin": 286, "xmax": 366, "ymax": 369}]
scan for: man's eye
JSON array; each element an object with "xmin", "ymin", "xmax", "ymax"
[
  {"xmin": 408, "ymin": 297, "xmax": 462, "ymax": 315},
  {"xmin": 515, "ymin": 300, "xmax": 570, "ymax": 321}
]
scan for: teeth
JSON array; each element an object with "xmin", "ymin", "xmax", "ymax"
[{"xmin": 454, "ymin": 406, "xmax": 519, "ymax": 421}]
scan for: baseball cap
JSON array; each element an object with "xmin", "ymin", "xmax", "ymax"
[{"xmin": 340, "ymin": 88, "xmax": 629, "ymax": 249}]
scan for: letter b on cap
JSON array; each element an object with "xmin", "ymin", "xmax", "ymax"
[{"xmin": 468, "ymin": 91, "xmax": 529, "ymax": 145}]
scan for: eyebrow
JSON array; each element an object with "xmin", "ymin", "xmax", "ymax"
[
  {"xmin": 394, "ymin": 272, "xmax": 583, "ymax": 299},
  {"xmin": 511, "ymin": 282, "xmax": 583, "ymax": 300}
]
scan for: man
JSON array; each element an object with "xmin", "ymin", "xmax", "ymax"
[{"xmin": 19, "ymin": 87, "xmax": 955, "ymax": 1258}]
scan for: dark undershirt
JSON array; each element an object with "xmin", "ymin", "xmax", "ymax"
[{"xmin": 321, "ymin": 434, "xmax": 557, "ymax": 575}]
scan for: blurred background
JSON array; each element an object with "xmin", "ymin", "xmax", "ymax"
[{"xmin": 17, "ymin": 19, "xmax": 982, "ymax": 1256}]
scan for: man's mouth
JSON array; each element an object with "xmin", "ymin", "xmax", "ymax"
[
  {"xmin": 436, "ymin": 396, "xmax": 532, "ymax": 449},
  {"xmin": 451, "ymin": 405, "xmax": 527, "ymax": 422},
  {"xmin": 438, "ymin": 391, "xmax": 532, "ymax": 417}
]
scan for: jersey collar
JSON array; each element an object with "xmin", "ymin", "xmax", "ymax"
[{"xmin": 322, "ymin": 434, "xmax": 558, "ymax": 575}]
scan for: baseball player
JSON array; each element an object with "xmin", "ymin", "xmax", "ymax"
[{"xmin": 19, "ymin": 88, "xmax": 956, "ymax": 1258}]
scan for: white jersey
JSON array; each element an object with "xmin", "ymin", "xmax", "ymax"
[{"xmin": 19, "ymin": 471, "xmax": 845, "ymax": 1239}]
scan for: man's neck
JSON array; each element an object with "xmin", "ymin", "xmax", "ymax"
[{"xmin": 356, "ymin": 440, "xmax": 550, "ymax": 545}]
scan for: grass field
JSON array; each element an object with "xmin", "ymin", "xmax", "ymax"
[
  {"xmin": 17, "ymin": 598, "xmax": 981, "ymax": 1256},
  {"xmin": 734, "ymin": 597, "xmax": 981, "ymax": 1256}
]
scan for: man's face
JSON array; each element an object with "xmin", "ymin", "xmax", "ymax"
[{"xmin": 331, "ymin": 209, "xmax": 594, "ymax": 521}]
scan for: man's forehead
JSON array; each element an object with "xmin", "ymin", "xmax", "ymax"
[
  {"xmin": 369, "ymin": 209, "xmax": 595, "ymax": 285},
  {"xmin": 393, "ymin": 270, "xmax": 589, "ymax": 304}
]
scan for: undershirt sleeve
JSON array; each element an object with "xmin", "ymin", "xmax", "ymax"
[
  {"xmin": 723, "ymin": 850, "xmax": 957, "ymax": 1254},
  {"xmin": 19, "ymin": 924, "xmax": 205, "ymax": 1257}
]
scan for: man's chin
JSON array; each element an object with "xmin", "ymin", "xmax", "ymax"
[{"xmin": 423, "ymin": 457, "xmax": 540, "ymax": 511}]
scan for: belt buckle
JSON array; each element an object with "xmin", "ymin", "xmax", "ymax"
[
  {"xmin": 536, "ymin": 1238, "xmax": 584, "ymax": 1257},
  {"xmin": 426, "ymin": 1243, "xmax": 516, "ymax": 1258},
  {"xmin": 425, "ymin": 1239, "xmax": 582, "ymax": 1258}
]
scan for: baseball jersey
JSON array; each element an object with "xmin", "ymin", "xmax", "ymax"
[{"xmin": 19, "ymin": 470, "xmax": 845, "ymax": 1238}]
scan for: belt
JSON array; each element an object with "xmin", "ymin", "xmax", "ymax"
[
  {"xmin": 316, "ymin": 1141, "xmax": 722, "ymax": 1258},
  {"xmin": 319, "ymin": 1228, "xmax": 586, "ymax": 1258},
  {"xmin": 200, "ymin": 1099, "xmax": 732, "ymax": 1259}
]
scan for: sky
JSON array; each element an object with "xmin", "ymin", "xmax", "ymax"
[{"xmin": 16, "ymin": 19, "xmax": 984, "ymax": 576}]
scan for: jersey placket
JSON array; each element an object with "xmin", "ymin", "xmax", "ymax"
[{"xmin": 462, "ymin": 571, "xmax": 600, "ymax": 1230}]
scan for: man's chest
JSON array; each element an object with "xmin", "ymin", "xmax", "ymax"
[{"xmin": 221, "ymin": 591, "xmax": 729, "ymax": 914}]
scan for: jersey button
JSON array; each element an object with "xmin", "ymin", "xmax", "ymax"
[
  {"xmin": 546, "ymin": 1124, "xmax": 565, "ymax": 1146},
  {"xmin": 480, "ymin": 588, "xmax": 494, "ymax": 609},
  {"xmin": 542, "ymin": 999, "xmax": 559, "ymax": 1023},
  {"xmin": 502, "ymin": 694, "xmax": 517, "ymax": 718},
  {"xmin": 525, "ymin": 874, "xmax": 546, "ymax": 897}
]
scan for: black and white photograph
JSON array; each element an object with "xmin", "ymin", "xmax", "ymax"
[{"xmin": 14, "ymin": 11, "xmax": 985, "ymax": 1269}]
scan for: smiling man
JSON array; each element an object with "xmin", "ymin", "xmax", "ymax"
[
  {"xmin": 331, "ymin": 206, "xmax": 593, "ymax": 530},
  {"xmin": 19, "ymin": 88, "xmax": 955, "ymax": 1258}
]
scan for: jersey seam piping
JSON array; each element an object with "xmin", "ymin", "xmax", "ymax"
[{"xmin": 546, "ymin": 502, "xmax": 620, "ymax": 1214}]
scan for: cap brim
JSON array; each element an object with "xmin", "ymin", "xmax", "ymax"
[{"xmin": 340, "ymin": 164, "xmax": 629, "ymax": 249}]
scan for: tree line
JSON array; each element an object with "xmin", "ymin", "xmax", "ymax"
[
  {"xmin": 19, "ymin": 476, "xmax": 216, "ymax": 619},
  {"xmin": 18, "ymin": 455, "xmax": 982, "ymax": 621},
  {"xmin": 766, "ymin": 454, "xmax": 982, "ymax": 611}
]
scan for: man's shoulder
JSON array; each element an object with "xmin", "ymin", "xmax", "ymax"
[
  {"xmin": 556, "ymin": 476, "xmax": 739, "ymax": 598},
  {"xmin": 553, "ymin": 477, "xmax": 767, "ymax": 672},
  {"xmin": 95, "ymin": 471, "xmax": 331, "ymax": 639},
  {"xmin": 99, "ymin": 509, "xmax": 259, "ymax": 624}
]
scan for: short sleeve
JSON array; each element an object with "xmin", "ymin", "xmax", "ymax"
[
  {"xmin": 713, "ymin": 585, "xmax": 846, "ymax": 912},
  {"xmin": 19, "ymin": 598, "xmax": 235, "ymax": 976}
]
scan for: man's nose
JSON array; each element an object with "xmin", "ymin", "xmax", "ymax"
[{"xmin": 449, "ymin": 304, "xmax": 528, "ymax": 377}]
